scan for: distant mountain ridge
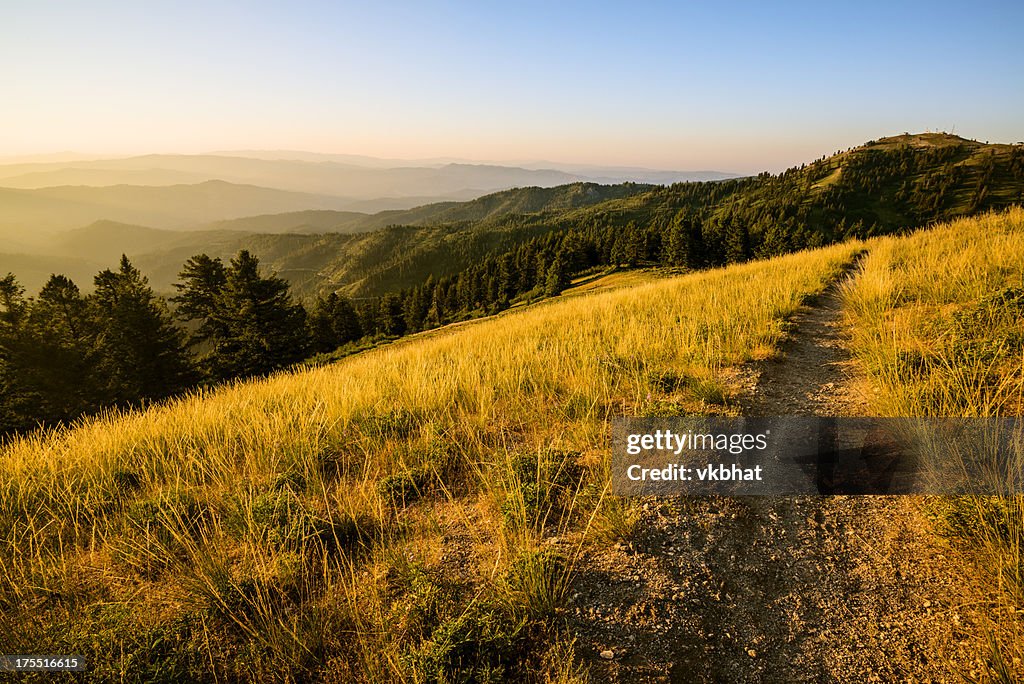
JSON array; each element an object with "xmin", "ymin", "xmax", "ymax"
[
  {"xmin": 0, "ymin": 183, "xmax": 658, "ymax": 292},
  {"xmin": 0, "ymin": 180, "xmax": 357, "ymax": 235},
  {"xmin": 0, "ymin": 151, "xmax": 733, "ymax": 243},
  {"xmin": 2, "ymin": 133, "xmax": 1021, "ymax": 299},
  {"xmin": 203, "ymin": 182, "xmax": 656, "ymax": 234},
  {"xmin": 0, "ymin": 152, "xmax": 735, "ymax": 203}
]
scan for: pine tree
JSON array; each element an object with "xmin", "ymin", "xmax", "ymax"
[
  {"xmin": 624, "ymin": 221, "xmax": 644, "ymax": 267},
  {"xmin": 92, "ymin": 255, "xmax": 194, "ymax": 403},
  {"xmin": 356, "ymin": 300, "xmax": 379, "ymax": 336},
  {"xmin": 609, "ymin": 234, "xmax": 626, "ymax": 267},
  {"xmin": 309, "ymin": 292, "xmax": 363, "ymax": 353},
  {"xmin": 517, "ymin": 244, "xmax": 537, "ymax": 292},
  {"xmin": 494, "ymin": 254, "xmax": 514, "ymax": 307},
  {"xmin": 0, "ymin": 274, "xmax": 24, "ymax": 330},
  {"xmin": 724, "ymin": 216, "xmax": 751, "ymax": 263},
  {"xmin": 545, "ymin": 251, "xmax": 572, "ymax": 297},
  {"xmin": 378, "ymin": 293, "xmax": 407, "ymax": 336},
  {"xmin": 172, "ymin": 254, "xmax": 227, "ymax": 346},
  {"xmin": 36, "ymin": 274, "xmax": 92, "ymax": 342},
  {"xmin": 308, "ymin": 295, "xmax": 337, "ymax": 354},
  {"xmin": 534, "ymin": 253, "xmax": 551, "ymax": 289},
  {"xmin": 664, "ymin": 212, "xmax": 696, "ymax": 267},
  {"xmin": 174, "ymin": 250, "xmax": 308, "ymax": 380},
  {"xmin": 331, "ymin": 294, "xmax": 362, "ymax": 344},
  {"xmin": 0, "ymin": 275, "xmax": 38, "ymax": 432},
  {"xmin": 454, "ymin": 271, "xmax": 472, "ymax": 313},
  {"xmin": 421, "ymin": 287, "xmax": 436, "ymax": 327},
  {"xmin": 26, "ymin": 274, "xmax": 103, "ymax": 421},
  {"xmin": 402, "ymin": 286, "xmax": 424, "ymax": 333}
]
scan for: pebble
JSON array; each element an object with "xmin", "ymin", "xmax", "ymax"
[
  {"xmin": 600, "ymin": 649, "xmax": 616, "ymax": 660},
  {"xmin": 747, "ymin": 648, "xmax": 757, "ymax": 658}
]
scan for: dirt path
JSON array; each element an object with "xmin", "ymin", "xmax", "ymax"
[{"xmin": 567, "ymin": 262, "xmax": 993, "ymax": 682}]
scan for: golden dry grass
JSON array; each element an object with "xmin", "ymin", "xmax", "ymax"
[
  {"xmin": 843, "ymin": 207, "xmax": 1024, "ymax": 679},
  {"xmin": 0, "ymin": 243, "xmax": 859, "ymax": 681},
  {"xmin": 844, "ymin": 207, "xmax": 1024, "ymax": 418}
]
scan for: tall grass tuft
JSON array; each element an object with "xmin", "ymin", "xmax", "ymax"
[{"xmin": 843, "ymin": 207, "xmax": 1024, "ymax": 678}]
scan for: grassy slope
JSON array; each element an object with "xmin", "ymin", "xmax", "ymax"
[
  {"xmin": 0, "ymin": 242, "xmax": 858, "ymax": 681},
  {"xmin": 844, "ymin": 207, "xmax": 1024, "ymax": 417},
  {"xmin": 843, "ymin": 208, "xmax": 1024, "ymax": 675}
]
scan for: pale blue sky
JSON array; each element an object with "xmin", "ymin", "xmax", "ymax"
[{"xmin": 2, "ymin": 0, "xmax": 1022, "ymax": 172}]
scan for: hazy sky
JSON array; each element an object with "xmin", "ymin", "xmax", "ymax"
[{"xmin": 3, "ymin": 0, "xmax": 1022, "ymax": 173}]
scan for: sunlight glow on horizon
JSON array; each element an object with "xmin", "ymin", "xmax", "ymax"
[{"xmin": 2, "ymin": 1, "xmax": 1022, "ymax": 174}]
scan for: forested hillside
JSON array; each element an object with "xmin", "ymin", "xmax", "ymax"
[
  {"xmin": 2, "ymin": 134, "xmax": 1022, "ymax": 435},
  {"xmin": 5, "ymin": 134, "xmax": 1021, "ymax": 299},
  {"xmin": 338, "ymin": 133, "xmax": 1024, "ymax": 321},
  {"xmin": 167, "ymin": 133, "xmax": 1024, "ymax": 298}
]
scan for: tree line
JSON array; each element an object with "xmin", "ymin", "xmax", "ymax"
[
  {"xmin": 3, "ymin": 141, "xmax": 1023, "ymax": 434},
  {"xmin": 0, "ymin": 210, "xmax": 754, "ymax": 435},
  {"xmin": 0, "ymin": 252, "xmax": 315, "ymax": 434},
  {"xmin": 349, "ymin": 142, "xmax": 1024, "ymax": 300},
  {"xmin": 318, "ymin": 141, "xmax": 1024, "ymax": 337}
]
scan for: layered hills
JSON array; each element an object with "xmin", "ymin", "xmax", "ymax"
[{"xmin": 1, "ymin": 133, "xmax": 1022, "ymax": 297}]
